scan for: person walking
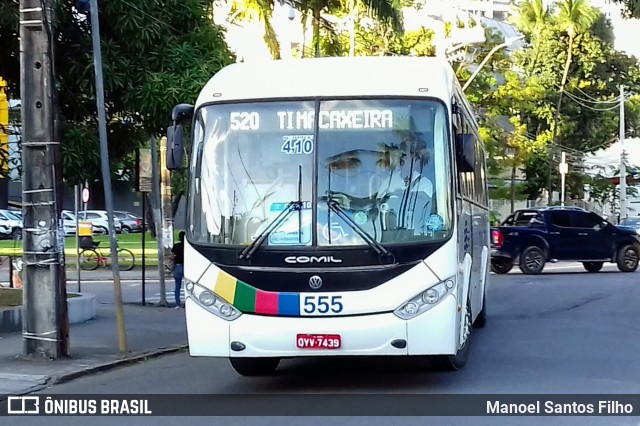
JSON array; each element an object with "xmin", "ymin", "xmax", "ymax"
[{"xmin": 171, "ymin": 231, "xmax": 185, "ymax": 308}]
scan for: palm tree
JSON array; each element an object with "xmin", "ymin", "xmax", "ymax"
[
  {"xmin": 547, "ymin": 0, "xmax": 598, "ymax": 203},
  {"xmin": 293, "ymin": 0, "xmax": 403, "ymax": 57},
  {"xmin": 513, "ymin": 0, "xmax": 552, "ymax": 72},
  {"xmin": 228, "ymin": 0, "xmax": 281, "ymax": 59}
]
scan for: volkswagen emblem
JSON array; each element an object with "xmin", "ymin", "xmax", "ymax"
[{"xmin": 308, "ymin": 275, "xmax": 323, "ymax": 290}]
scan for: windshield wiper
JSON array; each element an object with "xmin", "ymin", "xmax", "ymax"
[
  {"xmin": 239, "ymin": 165, "xmax": 303, "ymax": 260},
  {"xmin": 327, "ymin": 198, "xmax": 396, "ymax": 265}
]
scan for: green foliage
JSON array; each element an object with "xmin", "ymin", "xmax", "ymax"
[
  {"xmin": 294, "ymin": 0, "xmax": 402, "ymax": 56},
  {"xmin": 490, "ymin": 0, "xmax": 640, "ymax": 200},
  {"xmin": 229, "ymin": 0, "xmax": 281, "ymax": 58},
  {"xmin": 585, "ymin": 164, "xmax": 639, "ymax": 208},
  {"xmin": 489, "ymin": 180, "xmax": 529, "ymax": 201},
  {"xmin": 489, "ymin": 210, "xmax": 502, "ymax": 226},
  {"xmin": 336, "ymin": 20, "xmax": 434, "ymax": 56},
  {"xmin": 0, "ymin": 1, "xmax": 19, "ymax": 97},
  {"xmin": 613, "ymin": 0, "xmax": 640, "ymax": 18},
  {"xmin": 0, "ymin": 0, "xmax": 235, "ymax": 192}
]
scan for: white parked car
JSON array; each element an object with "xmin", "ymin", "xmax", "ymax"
[
  {"xmin": 61, "ymin": 210, "xmax": 78, "ymax": 236},
  {"xmin": 0, "ymin": 209, "xmax": 22, "ymax": 239},
  {"xmin": 77, "ymin": 210, "xmax": 122, "ymax": 234}
]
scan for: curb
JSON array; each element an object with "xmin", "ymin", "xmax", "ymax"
[{"xmin": 50, "ymin": 344, "xmax": 189, "ymax": 386}]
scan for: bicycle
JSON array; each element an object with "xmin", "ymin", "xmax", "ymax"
[{"xmin": 79, "ymin": 241, "xmax": 136, "ymax": 271}]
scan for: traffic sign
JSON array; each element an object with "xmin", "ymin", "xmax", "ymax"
[{"xmin": 82, "ymin": 188, "xmax": 90, "ymax": 203}]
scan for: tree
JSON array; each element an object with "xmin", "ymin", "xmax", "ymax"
[
  {"xmin": 586, "ymin": 163, "xmax": 639, "ymax": 215},
  {"xmin": 545, "ymin": 0, "xmax": 598, "ymax": 202},
  {"xmin": 0, "ymin": 1, "xmax": 19, "ymax": 97},
  {"xmin": 511, "ymin": 0, "xmax": 552, "ymax": 72},
  {"xmin": 336, "ymin": 20, "xmax": 434, "ymax": 57},
  {"xmin": 508, "ymin": 0, "xmax": 640, "ymax": 201},
  {"xmin": 613, "ymin": 0, "xmax": 640, "ymax": 18},
  {"xmin": 296, "ymin": 0, "xmax": 403, "ymax": 57},
  {"xmin": 228, "ymin": 0, "xmax": 281, "ymax": 58},
  {"xmin": 0, "ymin": 0, "xmax": 236, "ymax": 207},
  {"xmin": 480, "ymin": 70, "xmax": 548, "ymax": 211},
  {"xmin": 553, "ymin": 0, "xmax": 599, "ymax": 139}
]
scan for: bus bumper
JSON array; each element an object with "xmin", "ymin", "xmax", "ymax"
[{"xmin": 185, "ymin": 294, "xmax": 458, "ymax": 357}]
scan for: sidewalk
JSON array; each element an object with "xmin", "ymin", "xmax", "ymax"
[{"xmin": 0, "ymin": 301, "xmax": 188, "ymax": 395}]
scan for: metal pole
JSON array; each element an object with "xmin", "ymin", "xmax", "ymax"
[
  {"xmin": 20, "ymin": 0, "xmax": 64, "ymax": 358},
  {"xmin": 619, "ymin": 85, "xmax": 627, "ymax": 221},
  {"xmin": 9, "ymin": 255, "xmax": 13, "ymax": 288},
  {"xmin": 560, "ymin": 152, "xmax": 567, "ymax": 207},
  {"xmin": 89, "ymin": 0, "xmax": 127, "ymax": 352},
  {"xmin": 75, "ymin": 184, "xmax": 80, "ymax": 292},
  {"xmin": 150, "ymin": 137, "xmax": 167, "ymax": 306},
  {"xmin": 141, "ymin": 195, "xmax": 146, "ymax": 306}
]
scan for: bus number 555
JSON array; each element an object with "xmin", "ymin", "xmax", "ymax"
[{"xmin": 303, "ymin": 296, "xmax": 343, "ymax": 314}]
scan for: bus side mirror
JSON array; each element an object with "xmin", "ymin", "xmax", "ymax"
[
  {"xmin": 167, "ymin": 124, "xmax": 184, "ymax": 171},
  {"xmin": 456, "ymin": 133, "xmax": 475, "ymax": 173}
]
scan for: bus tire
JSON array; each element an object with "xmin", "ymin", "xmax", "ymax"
[
  {"xmin": 430, "ymin": 299, "xmax": 472, "ymax": 371},
  {"xmin": 229, "ymin": 357, "xmax": 280, "ymax": 376},
  {"xmin": 519, "ymin": 246, "xmax": 545, "ymax": 275}
]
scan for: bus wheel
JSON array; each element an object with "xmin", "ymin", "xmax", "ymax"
[
  {"xmin": 519, "ymin": 246, "xmax": 545, "ymax": 275},
  {"xmin": 430, "ymin": 300, "xmax": 472, "ymax": 371},
  {"xmin": 230, "ymin": 357, "xmax": 280, "ymax": 376}
]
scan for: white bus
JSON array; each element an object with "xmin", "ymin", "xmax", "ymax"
[{"xmin": 166, "ymin": 56, "xmax": 490, "ymax": 376}]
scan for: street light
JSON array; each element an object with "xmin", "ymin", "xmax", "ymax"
[{"xmin": 462, "ymin": 35, "xmax": 525, "ymax": 92}]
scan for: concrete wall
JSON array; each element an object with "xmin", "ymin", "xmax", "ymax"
[{"xmin": 0, "ymin": 293, "xmax": 96, "ymax": 334}]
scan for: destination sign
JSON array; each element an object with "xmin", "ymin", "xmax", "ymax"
[{"xmin": 228, "ymin": 108, "xmax": 402, "ymax": 132}]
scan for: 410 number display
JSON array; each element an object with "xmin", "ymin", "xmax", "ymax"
[{"xmin": 281, "ymin": 136, "xmax": 313, "ymax": 155}]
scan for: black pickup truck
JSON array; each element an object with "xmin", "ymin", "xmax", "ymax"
[{"xmin": 490, "ymin": 206, "xmax": 640, "ymax": 275}]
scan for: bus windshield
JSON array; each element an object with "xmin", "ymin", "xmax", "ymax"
[{"xmin": 188, "ymin": 99, "xmax": 453, "ymax": 249}]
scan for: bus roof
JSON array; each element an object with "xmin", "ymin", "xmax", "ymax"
[{"xmin": 195, "ymin": 56, "xmax": 459, "ymax": 107}]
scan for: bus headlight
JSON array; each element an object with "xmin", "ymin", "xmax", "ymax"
[
  {"xmin": 199, "ymin": 291, "xmax": 216, "ymax": 306},
  {"xmin": 394, "ymin": 277, "xmax": 455, "ymax": 320},
  {"xmin": 186, "ymin": 280, "xmax": 242, "ymax": 321}
]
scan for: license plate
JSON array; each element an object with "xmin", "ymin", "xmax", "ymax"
[{"xmin": 296, "ymin": 334, "xmax": 341, "ymax": 349}]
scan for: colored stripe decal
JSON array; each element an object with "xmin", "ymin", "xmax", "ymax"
[
  {"xmin": 234, "ymin": 280, "xmax": 256, "ymax": 312},
  {"xmin": 278, "ymin": 293, "xmax": 300, "ymax": 316},
  {"xmin": 255, "ymin": 290, "xmax": 279, "ymax": 315},
  {"xmin": 213, "ymin": 271, "xmax": 303, "ymax": 316},
  {"xmin": 215, "ymin": 272, "xmax": 237, "ymax": 303}
]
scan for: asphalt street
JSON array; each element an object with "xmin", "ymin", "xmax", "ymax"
[{"xmin": 2, "ymin": 262, "xmax": 640, "ymax": 425}]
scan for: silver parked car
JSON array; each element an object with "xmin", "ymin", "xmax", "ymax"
[
  {"xmin": 114, "ymin": 211, "xmax": 143, "ymax": 234},
  {"xmin": 77, "ymin": 210, "xmax": 122, "ymax": 234}
]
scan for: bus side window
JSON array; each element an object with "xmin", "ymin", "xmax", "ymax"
[
  {"xmin": 473, "ymin": 137, "xmax": 486, "ymax": 205},
  {"xmin": 461, "ymin": 116, "xmax": 475, "ymax": 202}
]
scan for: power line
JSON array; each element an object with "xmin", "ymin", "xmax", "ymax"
[{"xmin": 563, "ymin": 91, "xmax": 622, "ymax": 112}]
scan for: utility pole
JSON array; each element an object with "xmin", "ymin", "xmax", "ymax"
[
  {"xmin": 559, "ymin": 152, "xmax": 568, "ymax": 207},
  {"xmin": 88, "ymin": 0, "xmax": 127, "ymax": 352},
  {"xmin": 0, "ymin": 77, "xmax": 8, "ymax": 209},
  {"xmin": 619, "ymin": 85, "xmax": 627, "ymax": 222},
  {"xmin": 20, "ymin": 0, "xmax": 66, "ymax": 358},
  {"xmin": 150, "ymin": 136, "xmax": 167, "ymax": 306}
]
